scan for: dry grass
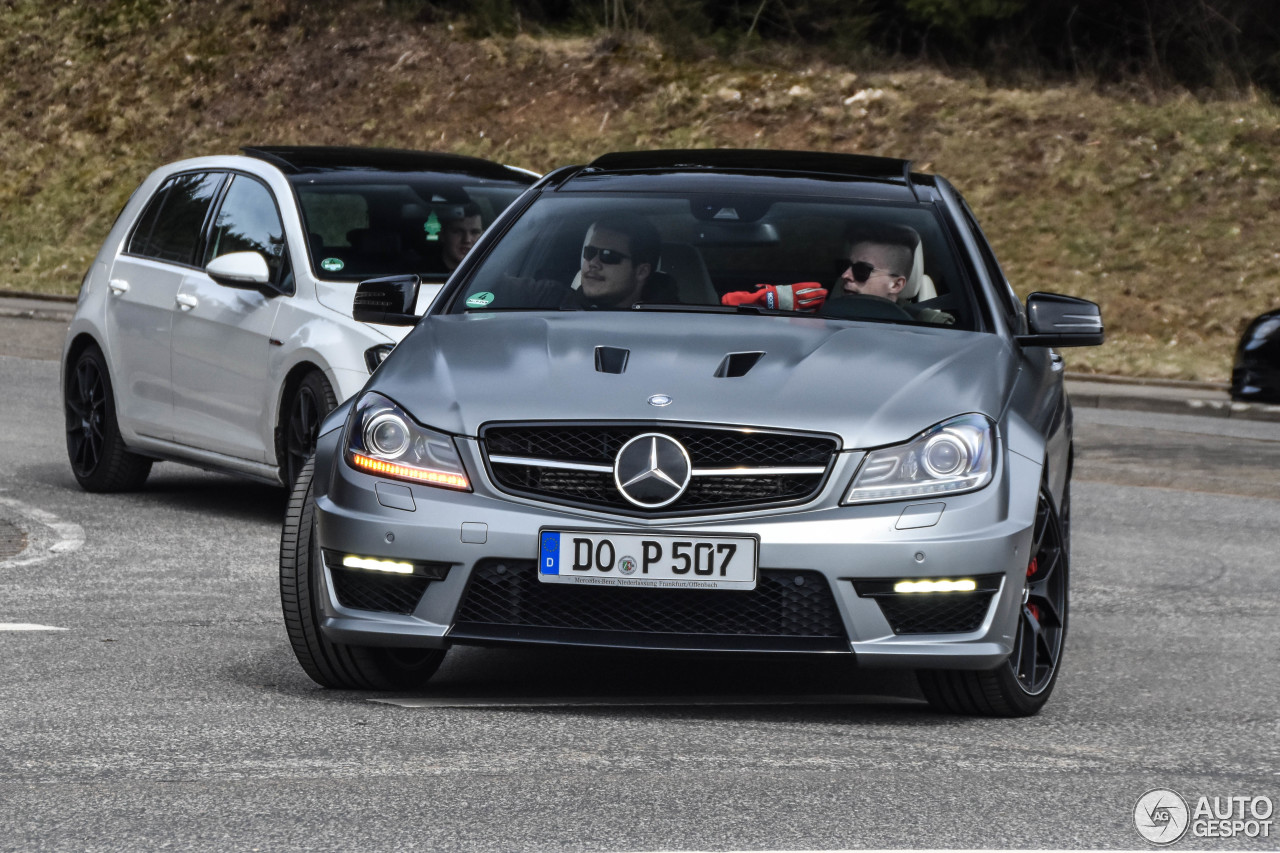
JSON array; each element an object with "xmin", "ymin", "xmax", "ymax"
[{"xmin": 3, "ymin": 0, "xmax": 1278, "ymax": 380}]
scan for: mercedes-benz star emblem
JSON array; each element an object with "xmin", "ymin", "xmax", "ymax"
[{"xmin": 613, "ymin": 433, "xmax": 692, "ymax": 508}]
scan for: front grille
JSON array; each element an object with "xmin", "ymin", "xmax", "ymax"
[
  {"xmin": 854, "ymin": 576, "xmax": 1001, "ymax": 635},
  {"xmin": 451, "ymin": 559, "xmax": 846, "ymax": 650},
  {"xmin": 329, "ymin": 567, "xmax": 431, "ymax": 614},
  {"xmin": 483, "ymin": 423, "xmax": 838, "ymax": 515}
]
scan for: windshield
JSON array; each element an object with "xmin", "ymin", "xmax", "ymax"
[
  {"xmin": 446, "ymin": 192, "xmax": 978, "ymax": 330},
  {"xmin": 293, "ymin": 175, "xmax": 529, "ymax": 282}
]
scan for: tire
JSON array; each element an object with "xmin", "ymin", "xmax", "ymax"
[
  {"xmin": 917, "ymin": 485, "xmax": 1068, "ymax": 717},
  {"xmin": 279, "ymin": 456, "xmax": 446, "ymax": 690},
  {"xmin": 279, "ymin": 370, "xmax": 336, "ymax": 491},
  {"xmin": 64, "ymin": 344, "xmax": 152, "ymax": 492}
]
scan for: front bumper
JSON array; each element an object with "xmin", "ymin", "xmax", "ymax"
[{"xmin": 311, "ymin": 434, "xmax": 1043, "ymax": 671}]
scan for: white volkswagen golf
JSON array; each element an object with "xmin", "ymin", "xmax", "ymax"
[{"xmin": 61, "ymin": 146, "xmax": 537, "ymax": 492}]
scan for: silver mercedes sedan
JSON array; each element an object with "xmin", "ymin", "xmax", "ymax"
[{"xmin": 281, "ymin": 149, "xmax": 1103, "ymax": 716}]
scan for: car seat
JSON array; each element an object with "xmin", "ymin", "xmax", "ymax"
[
  {"xmin": 657, "ymin": 243, "xmax": 718, "ymax": 305},
  {"xmin": 897, "ymin": 241, "xmax": 936, "ymax": 305}
]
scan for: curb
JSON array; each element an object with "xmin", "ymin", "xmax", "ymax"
[
  {"xmin": 0, "ymin": 291, "xmax": 77, "ymax": 323},
  {"xmin": 0, "ymin": 306, "xmax": 75, "ymax": 323},
  {"xmin": 1066, "ymin": 382, "xmax": 1280, "ymax": 424}
]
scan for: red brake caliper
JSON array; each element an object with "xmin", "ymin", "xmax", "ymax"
[{"xmin": 1025, "ymin": 557, "xmax": 1042, "ymax": 622}]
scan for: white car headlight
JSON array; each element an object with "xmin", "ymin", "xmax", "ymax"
[
  {"xmin": 345, "ymin": 393, "xmax": 470, "ymax": 490},
  {"xmin": 843, "ymin": 414, "xmax": 995, "ymax": 504}
]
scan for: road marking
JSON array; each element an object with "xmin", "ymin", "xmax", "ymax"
[
  {"xmin": 0, "ymin": 623, "xmax": 67, "ymax": 631},
  {"xmin": 371, "ymin": 694, "xmax": 921, "ymax": 709},
  {"xmin": 0, "ymin": 494, "xmax": 85, "ymax": 567}
]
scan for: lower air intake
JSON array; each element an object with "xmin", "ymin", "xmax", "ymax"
[
  {"xmin": 452, "ymin": 560, "xmax": 848, "ymax": 651},
  {"xmin": 329, "ymin": 567, "xmax": 431, "ymax": 615}
]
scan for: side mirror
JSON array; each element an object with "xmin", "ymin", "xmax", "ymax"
[
  {"xmin": 353, "ymin": 274, "xmax": 421, "ymax": 326},
  {"xmin": 1016, "ymin": 292, "xmax": 1104, "ymax": 347},
  {"xmin": 205, "ymin": 251, "xmax": 272, "ymax": 289}
]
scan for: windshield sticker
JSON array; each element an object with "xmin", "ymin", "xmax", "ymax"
[
  {"xmin": 465, "ymin": 291, "xmax": 495, "ymax": 309},
  {"xmin": 320, "ymin": 257, "xmax": 345, "ymax": 272},
  {"xmin": 423, "ymin": 211, "xmax": 442, "ymax": 241}
]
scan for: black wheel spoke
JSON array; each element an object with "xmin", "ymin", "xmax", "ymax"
[
  {"xmin": 1016, "ymin": 610, "xmax": 1038, "ymax": 684},
  {"xmin": 1029, "ymin": 590, "xmax": 1062, "ymax": 629},
  {"xmin": 281, "ymin": 378, "xmax": 335, "ymax": 489},
  {"xmin": 289, "ymin": 389, "xmax": 317, "ymax": 457},
  {"xmin": 1009, "ymin": 486, "xmax": 1069, "ymax": 696}
]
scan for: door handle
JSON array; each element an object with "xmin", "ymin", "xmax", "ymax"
[
  {"xmin": 1050, "ymin": 350, "xmax": 1065, "ymax": 371},
  {"xmin": 175, "ymin": 293, "xmax": 198, "ymax": 311},
  {"xmin": 108, "ymin": 279, "xmax": 130, "ymax": 295}
]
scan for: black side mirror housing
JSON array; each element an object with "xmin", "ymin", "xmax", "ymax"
[
  {"xmin": 353, "ymin": 275, "xmax": 421, "ymax": 326},
  {"xmin": 1016, "ymin": 292, "xmax": 1104, "ymax": 347}
]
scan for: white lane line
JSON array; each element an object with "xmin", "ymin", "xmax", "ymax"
[
  {"xmin": 371, "ymin": 694, "xmax": 921, "ymax": 709},
  {"xmin": 0, "ymin": 494, "xmax": 85, "ymax": 566},
  {"xmin": 0, "ymin": 623, "xmax": 68, "ymax": 631}
]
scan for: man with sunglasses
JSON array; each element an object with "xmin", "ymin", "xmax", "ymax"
[
  {"xmin": 576, "ymin": 214, "xmax": 666, "ymax": 308},
  {"xmin": 475, "ymin": 214, "xmax": 675, "ymax": 310},
  {"xmin": 836, "ymin": 240, "xmax": 912, "ymax": 302}
]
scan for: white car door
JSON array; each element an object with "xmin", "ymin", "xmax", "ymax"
[
  {"xmin": 103, "ymin": 171, "xmax": 225, "ymax": 441},
  {"xmin": 170, "ymin": 174, "xmax": 286, "ymax": 463}
]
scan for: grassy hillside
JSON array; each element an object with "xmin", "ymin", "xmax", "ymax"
[{"xmin": 4, "ymin": 0, "xmax": 1279, "ymax": 381}]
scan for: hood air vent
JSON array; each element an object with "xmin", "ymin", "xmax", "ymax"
[
  {"xmin": 715, "ymin": 351, "xmax": 765, "ymax": 378},
  {"xmin": 594, "ymin": 346, "xmax": 630, "ymax": 374}
]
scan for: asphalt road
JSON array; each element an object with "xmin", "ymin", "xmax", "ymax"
[{"xmin": 2, "ymin": 318, "xmax": 1279, "ymax": 851}]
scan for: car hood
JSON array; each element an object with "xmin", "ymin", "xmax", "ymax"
[{"xmin": 373, "ymin": 311, "xmax": 1016, "ymax": 448}]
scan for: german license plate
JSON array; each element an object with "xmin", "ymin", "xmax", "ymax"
[{"xmin": 537, "ymin": 529, "xmax": 758, "ymax": 590}]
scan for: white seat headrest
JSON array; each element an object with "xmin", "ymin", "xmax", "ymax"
[{"xmin": 898, "ymin": 240, "xmax": 936, "ymax": 304}]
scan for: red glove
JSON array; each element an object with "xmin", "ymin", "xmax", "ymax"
[{"xmin": 721, "ymin": 283, "xmax": 828, "ymax": 312}]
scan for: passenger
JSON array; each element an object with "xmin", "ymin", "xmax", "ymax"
[
  {"xmin": 829, "ymin": 226, "xmax": 954, "ymax": 324},
  {"xmin": 439, "ymin": 203, "xmax": 484, "ymax": 272},
  {"xmin": 835, "ymin": 236, "xmax": 912, "ymax": 302}
]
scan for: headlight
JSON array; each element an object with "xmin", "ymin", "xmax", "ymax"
[
  {"xmin": 345, "ymin": 392, "xmax": 470, "ymax": 490},
  {"xmin": 843, "ymin": 414, "xmax": 995, "ymax": 504}
]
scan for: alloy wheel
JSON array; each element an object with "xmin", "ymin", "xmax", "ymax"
[
  {"xmin": 285, "ymin": 384, "xmax": 321, "ymax": 488},
  {"xmin": 1011, "ymin": 490, "xmax": 1067, "ymax": 694},
  {"xmin": 66, "ymin": 356, "xmax": 107, "ymax": 477}
]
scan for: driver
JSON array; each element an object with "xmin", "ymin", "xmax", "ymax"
[
  {"xmin": 480, "ymin": 214, "xmax": 676, "ymax": 309},
  {"xmin": 575, "ymin": 214, "xmax": 665, "ymax": 308}
]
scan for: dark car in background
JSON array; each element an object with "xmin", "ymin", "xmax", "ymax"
[
  {"xmin": 281, "ymin": 149, "xmax": 1104, "ymax": 717},
  {"xmin": 1231, "ymin": 308, "xmax": 1280, "ymax": 403}
]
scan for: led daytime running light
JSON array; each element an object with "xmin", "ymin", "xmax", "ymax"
[
  {"xmin": 893, "ymin": 579, "xmax": 978, "ymax": 594},
  {"xmin": 351, "ymin": 452, "xmax": 470, "ymax": 489},
  {"xmin": 342, "ymin": 555, "xmax": 414, "ymax": 574}
]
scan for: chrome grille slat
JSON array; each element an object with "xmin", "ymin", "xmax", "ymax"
[{"xmin": 482, "ymin": 423, "xmax": 838, "ymax": 515}]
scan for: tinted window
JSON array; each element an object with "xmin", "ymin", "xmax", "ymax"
[
  {"xmin": 204, "ymin": 175, "xmax": 288, "ymax": 287},
  {"xmin": 130, "ymin": 172, "xmax": 223, "ymax": 265},
  {"xmin": 293, "ymin": 176, "xmax": 529, "ymax": 282},
  {"xmin": 446, "ymin": 192, "xmax": 978, "ymax": 330},
  {"xmin": 126, "ymin": 185, "xmax": 168, "ymax": 257}
]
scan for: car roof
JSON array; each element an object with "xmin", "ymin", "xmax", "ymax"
[
  {"xmin": 552, "ymin": 149, "xmax": 931, "ymax": 202},
  {"xmin": 241, "ymin": 146, "xmax": 538, "ymax": 182},
  {"xmin": 587, "ymin": 148, "xmax": 914, "ymax": 181}
]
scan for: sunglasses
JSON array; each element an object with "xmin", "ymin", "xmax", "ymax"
[
  {"xmin": 583, "ymin": 245, "xmax": 631, "ymax": 265},
  {"xmin": 836, "ymin": 259, "xmax": 897, "ymax": 282}
]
